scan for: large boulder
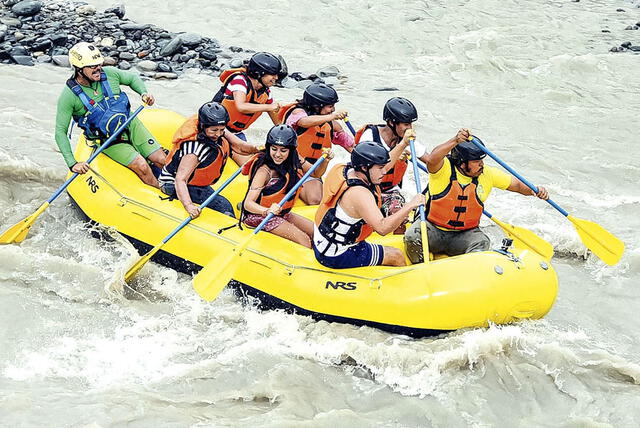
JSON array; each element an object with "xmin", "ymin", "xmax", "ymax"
[{"xmin": 11, "ymin": 1, "xmax": 42, "ymax": 17}]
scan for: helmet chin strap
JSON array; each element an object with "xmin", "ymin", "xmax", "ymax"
[{"xmin": 387, "ymin": 120, "xmax": 401, "ymax": 142}]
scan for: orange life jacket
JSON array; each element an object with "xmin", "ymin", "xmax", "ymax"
[
  {"xmin": 213, "ymin": 67, "xmax": 271, "ymax": 132},
  {"xmin": 315, "ymin": 164, "xmax": 382, "ymax": 246},
  {"xmin": 165, "ymin": 115, "xmax": 230, "ymax": 187},
  {"xmin": 426, "ymin": 158, "xmax": 484, "ymax": 230},
  {"xmin": 354, "ymin": 123, "xmax": 407, "ymax": 192},
  {"xmin": 241, "ymin": 153, "xmax": 302, "ymax": 215},
  {"xmin": 279, "ymin": 102, "xmax": 333, "ymax": 164}
]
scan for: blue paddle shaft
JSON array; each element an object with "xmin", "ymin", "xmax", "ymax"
[
  {"xmin": 162, "ymin": 167, "xmax": 244, "ymax": 244},
  {"xmin": 47, "ymin": 105, "xmax": 145, "ymax": 204},
  {"xmin": 409, "ymin": 139, "xmax": 426, "ymax": 222},
  {"xmin": 253, "ymin": 156, "xmax": 326, "ymax": 235},
  {"xmin": 469, "ymin": 137, "xmax": 569, "ymax": 217},
  {"xmin": 344, "ymin": 119, "xmax": 357, "ymax": 136}
]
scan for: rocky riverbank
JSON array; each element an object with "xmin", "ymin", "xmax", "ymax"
[{"xmin": 0, "ymin": 0, "xmax": 342, "ymax": 87}]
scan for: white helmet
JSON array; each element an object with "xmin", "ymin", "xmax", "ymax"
[{"xmin": 68, "ymin": 42, "xmax": 104, "ymax": 68}]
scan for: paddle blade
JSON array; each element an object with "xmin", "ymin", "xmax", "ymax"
[
  {"xmin": 193, "ymin": 233, "xmax": 256, "ymax": 301},
  {"xmin": 568, "ymin": 215, "xmax": 624, "ymax": 266},
  {"xmin": 0, "ymin": 202, "xmax": 49, "ymax": 244},
  {"xmin": 124, "ymin": 245, "xmax": 162, "ymax": 283},
  {"xmin": 491, "ymin": 216, "xmax": 554, "ymax": 260},
  {"xmin": 193, "ymin": 249, "xmax": 243, "ymax": 301}
]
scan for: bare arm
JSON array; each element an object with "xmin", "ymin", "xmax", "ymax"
[
  {"xmin": 232, "ymin": 90, "xmax": 278, "ymax": 114},
  {"xmin": 384, "ymin": 129, "xmax": 414, "ymax": 173},
  {"xmin": 425, "ymin": 129, "xmax": 470, "ymax": 173},
  {"xmin": 243, "ymin": 166, "xmax": 273, "ymax": 215},
  {"xmin": 507, "ymin": 177, "xmax": 549, "ymax": 199},
  {"xmin": 224, "ymin": 129, "xmax": 261, "ymax": 155},
  {"xmin": 175, "ymin": 154, "xmax": 201, "ymax": 218},
  {"xmin": 296, "ymin": 109, "xmax": 347, "ymax": 128},
  {"xmin": 347, "ymin": 187, "xmax": 425, "ymax": 236}
]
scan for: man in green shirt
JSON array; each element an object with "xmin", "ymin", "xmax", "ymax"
[{"xmin": 55, "ymin": 42, "xmax": 166, "ymax": 187}]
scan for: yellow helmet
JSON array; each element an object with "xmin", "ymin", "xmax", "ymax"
[{"xmin": 68, "ymin": 42, "xmax": 104, "ymax": 68}]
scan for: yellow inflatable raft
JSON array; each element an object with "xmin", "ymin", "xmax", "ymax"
[{"xmin": 66, "ymin": 109, "xmax": 558, "ymax": 337}]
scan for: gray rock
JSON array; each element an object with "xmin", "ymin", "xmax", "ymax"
[
  {"xmin": 279, "ymin": 76, "xmax": 298, "ymax": 88},
  {"xmin": 156, "ymin": 32, "xmax": 172, "ymax": 39},
  {"xmin": 186, "ymin": 49, "xmax": 197, "ymax": 58},
  {"xmin": 104, "ymin": 4, "xmax": 125, "ymax": 19},
  {"xmin": 153, "ymin": 72, "xmax": 178, "ymax": 79},
  {"xmin": 120, "ymin": 23, "xmax": 150, "ymax": 31},
  {"xmin": 229, "ymin": 45, "xmax": 243, "ymax": 52},
  {"xmin": 160, "ymin": 36, "xmax": 182, "ymax": 57},
  {"xmin": 11, "ymin": 1, "xmax": 42, "ymax": 17},
  {"xmin": 103, "ymin": 56, "xmax": 117, "ymax": 66},
  {"xmin": 229, "ymin": 58, "xmax": 243, "ymax": 68},
  {"xmin": 136, "ymin": 59, "xmax": 157, "ymax": 71},
  {"xmin": 296, "ymin": 79, "xmax": 313, "ymax": 89},
  {"xmin": 31, "ymin": 38, "xmax": 51, "ymax": 51},
  {"xmin": 4, "ymin": 0, "xmax": 21, "ymax": 6},
  {"xmin": 118, "ymin": 52, "xmax": 135, "ymax": 60},
  {"xmin": 118, "ymin": 60, "xmax": 131, "ymax": 70},
  {"xmin": 625, "ymin": 25, "xmax": 634, "ymax": 30},
  {"xmin": 157, "ymin": 62, "xmax": 171, "ymax": 72},
  {"xmin": 180, "ymin": 32, "xmax": 202, "ymax": 47},
  {"xmin": 199, "ymin": 48, "xmax": 218, "ymax": 61},
  {"xmin": 317, "ymin": 65, "xmax": 339, "ymax": 77},
  {"xmin": 76, "ymin": 5, "xmax": 96, "ymax": 16},
  {"xmin": 14, "ymin": 31, "xmax": 25, "ymax": 41},
  {"xmin": 100, "ymin": 37, "xmax": 114, "ymax": 47},
  {"xmin": 12, "ymin": 55, "xmax": 33, "ymax": 66},
  {"xmin": 629, "ymin": 45, "xmax": 640, "ymax": 51},
  {"xmin": 373, "ymin": 87, "xmax": 399, "ymax": 91},
  {"xmin": 49, "ymin": 46, "xmax": 67, "ymax": 56},
  {"xmin": 0, "ymin": 31, "xmax": 5, "ymax": 43},
  {"xmin": 1, "ymin": 18, "xmax": 22, "ymax": 28},
  {"xmin": 35, "ymin": 54, "xmax": 50, "ymax": 62},
  {"xmin": 178, "ymin": 54, "xmax": 189, "ymax": 62},
  {"xmin": 52, "ymin": 54, "xmax": 69, "ymax": 67},
  {"xmin": 10, "ymin": 45, "xmax": 28, "ymax": 56}
]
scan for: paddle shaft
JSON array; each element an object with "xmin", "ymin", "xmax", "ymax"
[
  {"xmin": 250, "ymin": 155, "xmax": 327, "ymax": 237},
  {"xmin": 162, "ymin": 167, "xmax": 243, "ymax": 244},
  {"xmin": 48, "ymin": 105, "xmax": 145, "ymax": 204},
  {"xmin": 469, "ymin": 137, "xmax": 569, "ymax": 216},
  {"xmin": 343, "ymin": 118, "xmax": 357, "ymax": 136}
]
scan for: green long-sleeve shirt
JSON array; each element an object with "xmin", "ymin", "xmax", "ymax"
[{"xmin": 55, "ymin": 66, "xmax": 148, "ymax": 168}]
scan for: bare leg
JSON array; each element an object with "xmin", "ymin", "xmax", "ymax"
[
  {"xmin": 381, "ymin": 246, "xmax": 406, "ymax": 266},
  {"xmin": 299, "ymin": 179, "xmax": 323, "ymax": 205},
  {"xmin": 270, "ymin": 220, "xmax": 312, "ymax": 248},
  {"xmin": 128, "ymin": 155, "xmax": 159, "ymax": 188},
  {"xmin": 147, "ymin": 148, "xmax": 167, "ymax": 168},
  {"xmin": 286, "ymin": 213, "xmax": 314, "ymax": 240}
]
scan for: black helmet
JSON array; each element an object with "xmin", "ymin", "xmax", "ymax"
[
  {"xmin": 276, "ymin": 54, "xmax": 288, "ymax": 81},
  {"xmin": 301, "ymin": 82, "xmax": 339, "ymax": 108},
  {"xmin": 450, "ymin": 136, "xmax": 486, "ymax": 166},
  {"xmin": 247, "ymin": 52, "xmax": 281, "ymax": 79},
  {"xmin": 383, "ymin": 97, "xmax": 418, "ymax": 123},
  {"xmin": 351, "ymin": 141, "xmax": 390, "ymax": 170},
  {"xmin": 198, "ymin": 102, "xmax": 229, "ymax": 128},
  {"xmin": 266, "ymin": 125, "xmax": 298, "ymax": 148}
]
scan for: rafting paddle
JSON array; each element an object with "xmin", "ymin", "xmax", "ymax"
[
  {"xmin": 124, "ymin": 166, "xmax": 244, "ymax": 283},
  {"xmin": 193, "ymin": 154, "xmax": 328, "ymax": 301},
  {"xmin": 0, "ymin": 105, "xmax": 146, "ymax": 245},
  {"xmin": 469, "ymin": 136, "xmax": 624, "ymax": 265},
  {"xmin": 408, "ymin": 139, "xmax": 430, "ymax": 263},
  {"xmin": 343, "ymin": 117, "xmax": 357, "ymax": 136}
]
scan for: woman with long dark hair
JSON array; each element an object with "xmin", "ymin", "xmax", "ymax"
[{"xmin": 241, "ymin": 125, "xmax": 333, "ymax": 247}]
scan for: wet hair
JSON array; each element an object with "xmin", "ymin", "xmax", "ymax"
[{"xmin": 250, "ymin": 144, "xmax": 302, "ymax": 193}]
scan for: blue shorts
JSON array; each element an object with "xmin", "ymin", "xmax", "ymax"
[
  {"xmin": 160, "ymin": 183, "xmax": 236, "ymax": 218},
  {"xmin": 313, "ymin": 241, "xmax": 385, "ymax": 269}
]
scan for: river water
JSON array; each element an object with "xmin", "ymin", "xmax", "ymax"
[{"xmin": 1, "ymin": 0, "xmax": 639, "ymax": 426}]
